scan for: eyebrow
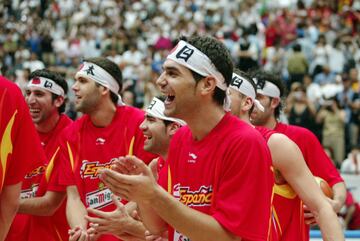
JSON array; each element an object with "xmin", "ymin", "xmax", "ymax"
[{"xmin": 162, "ymin": 66, "xmax": 181, "ymax": 75}]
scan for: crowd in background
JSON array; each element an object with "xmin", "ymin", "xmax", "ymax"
[{"xmin": 0, "ymin": 0, "xmax": 360, "ymax": 171}]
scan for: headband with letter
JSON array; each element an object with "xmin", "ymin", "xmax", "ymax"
[
  {"xmin": 27, "ymin": 77, "xmax": 65, "ymax": 97},
  {"xmin": 146, "ymin": 97, "xmax": 186, "ymax": 126},
  {"xmin": 167, "ymin": 40, "xmax": 227, "ymax": 91},
  {"xmin": 230, "ymin": 73, "xmax": 264, "ymax": 111},
  {"xmin": 75, "ymin": 61, "xmax": 124, "ymax": 105},
  {"xmin": 254, "ymin": 78, "xmax": 281, "ymax": 98}
]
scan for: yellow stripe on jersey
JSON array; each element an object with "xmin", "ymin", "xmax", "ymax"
[
  {"xmin": 67, "ymin": 142, "xmax": 75, "ymax": 171},
  {"xmin": 128, "ymin": 136, "xmax": 135, "ymax": 156},
  {"xmin": 274, "ymin": 183, "xmax": 297, "ymax": 199},
  {"xmin": 167, "ymin": 165, "xmax": 172, "ymax": 194},
  {"xmin": 0, "ymin": 110, "xmax": 17, "ymax": 189},
  {"xmin": 45, "ymin": 146, "xmax": 60, "ymax": 182},
  {"xmin": 272, "ymin": 205, "xmax": 283, "ymax": 236}
]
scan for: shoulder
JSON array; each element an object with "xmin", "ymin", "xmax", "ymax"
[
  {"xmin": 117, "ymin": 105, "xmax": 145, "ymax": 121},
  {"xmin": 0, "ymin": 78, "xmax": 24, "ymax": 106}
]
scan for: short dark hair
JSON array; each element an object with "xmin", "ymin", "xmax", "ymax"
[
  {"xmin": 250, "ymin": 70, "xmax": 286, "ymax": 118},
  {"xmin": 29, "ymin": 69, "xmax": 68, "ymax": 113},
  {"xmin": 177, "ymin": 36, "xmax": 233, "ymax": 106},
  {"xmin": 84, "ymin": 57, "xmax": 123, "ymax": 105},
  {"xmin": 233, "ymin": 68, "xmax": 257, "ymax": 114}
]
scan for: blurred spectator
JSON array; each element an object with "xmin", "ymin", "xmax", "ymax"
[
  {"xmin": 287, "ymin": 43, "xmax": 308, "ymax": 86},
  {"xmin": 337, "ymin": 75, "xmax": 360, "ymax": 152},
  {"xmin": 235, "ymin": 30, "xmax": 258, "ymax": 72},
  {"xmin": 341, "ymin": 145, "xmax": 360, "ymax": 174},
  {"xmin": 286, "ymin": 82, "xmax": 317, "ymax": 133},
  {"xmin": 316, "ymin": 97, "xmax": 346, "ymax": 167},
  {"xmin": 314, "ymin": 65, "xmax": 336, "ymax": 85}
]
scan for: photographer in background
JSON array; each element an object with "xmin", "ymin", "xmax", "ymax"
[{"xmin": 316, "ymin": 97, "xmax": 346, "ymax": 167}]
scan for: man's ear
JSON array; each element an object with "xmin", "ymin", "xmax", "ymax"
[
  {"xmin": 271, "ymin": 97, "xmax": 281, "ymax": 109},
  {"xmin": 167, "ymin": 122, "xmax": 181, "ymax": 137},
  {"xmin": 199, "ymin": 76, "xmax": 217, "ymax": 96},
  {"xmin": 54, "ymin": 96, "xmax": 65, "ymax": 108}
]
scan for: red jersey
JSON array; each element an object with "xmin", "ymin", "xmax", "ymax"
[
  {"xmin": 58, "ymin": 106, "xmax": 155, "ymax": 241},
  {"xmin": 166, "ymin": 114, "xmax": 274, "ymax": 241},
  {"xmin": 274, "ymin": 122, "xmax": 343, "ymax": 241},
  {"xmin": 27, "ymin": 114, "xmax": 73, "ymax": 241},
  {"xmin": 0, "ymin": 77, "xmax": 45, "ymax": 240},
  {"xmin": 255, "ymin": 126, "xmax": 280, "ymax": 241}
]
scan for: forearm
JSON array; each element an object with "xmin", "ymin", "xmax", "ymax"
[
  {"xmin": 332, "ymin": 182, "xmax": 346, "ymax": 213},
  {"xmin": 317, "ymin": 204, "xmax": 344, "ymax": 241},
  {"xmin": 138, "ymin": 202, "xmax": 167, "ymax": 235},
  {"xmin": 343, "ymin": 206, "xmax": 355, "ymax": 228},
  {"xmin": 0, "ymin": 183, "xmax": 21, "ymax": 241},
  {"xmin": 19, "ymin": 191, "xmax": 65, "ymax": 216},
  {"xmin": 147, "ymin": 186, "xmax": 239, "ymax": 241},
  {"xmin": 66, "ymin": 187, "xmax": 88, "ymax": 229}
]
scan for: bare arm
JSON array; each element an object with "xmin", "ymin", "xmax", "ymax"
[
  {"xmin": 0, "ymin": 182, "xmax": 21, "ymax": 241},
  {"xmin": 100, "ymin": 156, "xmax": 240, "ymax": 241},
  {"xmin": 268, "ymin": 134, "xmax": 344, "ymax": 241},
  {"xmin": 331, "ymin": 182, "xmax": 346, "ymax": 214},
  {"xmin": 66, "ymin": 185, "xmax": 88, "ymax": 241},
  {"xmin": 18, "ymin": 191, "xmax": 65, "ymax": 216}
]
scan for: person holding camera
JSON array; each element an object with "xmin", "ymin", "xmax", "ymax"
[{"xmin": 286, "ymin": 82, "xmax": 317, "ymax": 133}]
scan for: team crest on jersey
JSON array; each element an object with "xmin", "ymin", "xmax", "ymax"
[
  {"xmin": 173, "ymin": 183, "xmax": 213, "ymax": 207},
  {"xmin": 80, "ymin": 158, "xmax": 117, "ymax": 179},
  {"xmin": 25, "ymin": 165, "xmax": 46, "ymax": 179},
  {"xmin": 20, "ymin": 184, "xmax": 39, "ymax": 199}
]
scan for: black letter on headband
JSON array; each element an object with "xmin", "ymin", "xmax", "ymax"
[
  {"xmin": 147, "ymin": 99, "xmax": 156, "ymax": 110},
  {"xmin": 86, "ymin": 65, "xmax": 95, "ymax": 76},
  {"xmin": 44, "ymin": 81, "xmax": 53, "ymax": 89},
  {"xmin": 231, "ymin": 76, "xmax": 243, "ymax": 89},
  {"xmin": 256, "ymin": 78, "xmax": 266, "ymax": 90},
  {"xmin": 176, "ymin": 46, "xmax": 194, "ymax": 62}
]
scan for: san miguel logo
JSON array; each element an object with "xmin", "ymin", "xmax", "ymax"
[
  {"xmin": 80, "ymin": 159, "xmax": 116, "ymax": 179},
  {"xmin": 173, "ymin": 184, "xmax": 213, "ymax": 207}
]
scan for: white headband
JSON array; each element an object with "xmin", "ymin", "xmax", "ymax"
[
  {"xmin": 75, "ymin": 61, "xmax": 124, "ymax": 105},
  {"xmin": 146, "ymin": 97, "xmax": 186, "ymax": 126},
  {"xmin": 27, "ymin": 77, "xmax": 65, "ymax": 97},
  {"xmin": 254, "ymin": 78, "xmax": 281, "ymax": 98},
  {"xmin": 167, "ymin": 40, "xmax": 227, "ymax": 91},
  {"xmin": 230, "ymin": 73, "xmax": 264, "ymax": 112}
]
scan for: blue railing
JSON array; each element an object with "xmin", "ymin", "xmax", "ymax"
[{"xmin": 310, "ymin": 230, "xmax": 360, "ymax": 238}]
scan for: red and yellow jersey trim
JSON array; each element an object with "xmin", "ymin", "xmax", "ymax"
[
  {"xmin": 67, "ymin": 142, "xmax": 75, "ymax": 172},
  {"xmin": 274, "ymin": 183, "xmax": 297, "ymax": 199},
  {"xmin": 45, "ymin": 146, "xmax": 60, "ymax": 182},
  {"xmin": 0, "ymin": 109, "xmax": 17, "ymax": 190}
]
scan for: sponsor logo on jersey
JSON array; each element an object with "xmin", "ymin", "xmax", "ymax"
[
  {"xmin": 86, "ymin": 187, "xmax": 115, "ymax": 209},
  {"xmin": 20, "ymin": 184, "xmax": 39, "ymax": 199},
  {"xmin": 173, "ymin": 183, "xmax": 212, "ymax": 207},
  {"xmin": 80, "ymin": 158, "xmax": 119, "ymax": 179},
  {"xmin": 188, "ymin": 152, "xmax": 197, "ymax": 163},
  {"xmin": 95, "ymin": 137, "xmax": 106, "ymax": 145},
  {"xmin": 25, "ymin": 165, "xmax": 46, "ymax": 179}
]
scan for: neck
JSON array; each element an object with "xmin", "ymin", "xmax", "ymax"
[
  {"xmin": 185, "ymin": 104, "xmax": 225, "ymax": 141},
  {"xmin": 36, "ymin": 112, "xmax": 60, "ymax": 133},
  {"xmin": 264, "ymin": 115, "xmax": 278, "ymax": 130},
  {"xmin": 239, "ymin": 111, "xmax": 251, "ymax": 125},
  {"xmin": 161, "ymin": 151, "xmax": 168, "ymax": 160},
  {"xmin": 89, "ymin": 100, "xmax": 117, "ymax": 127}
]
